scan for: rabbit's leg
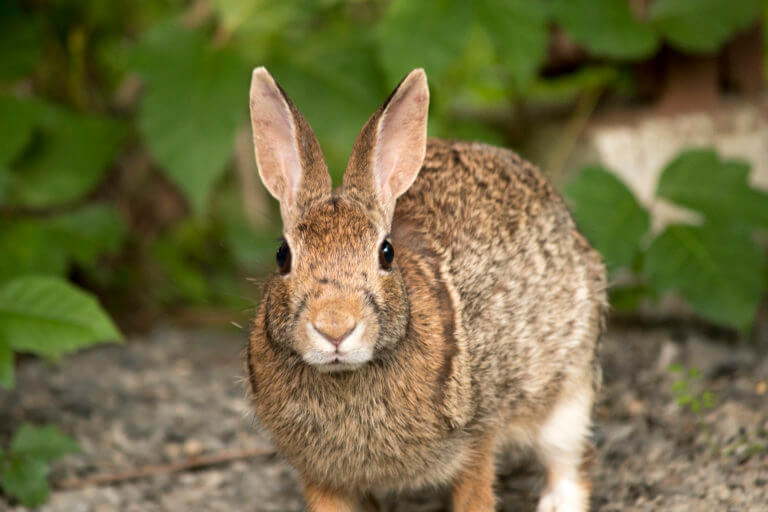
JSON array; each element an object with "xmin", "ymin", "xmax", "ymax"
[
  {"xmin": 534, "ymin": 390, "xmax": 593, "ymax": 512},
  {"xmin": 303, "ymin": 481, "xmax": 358, "ymax": 512},
  {"xmin": 451, "ymin": 431, "xmax": 497, "ymax": 512}
]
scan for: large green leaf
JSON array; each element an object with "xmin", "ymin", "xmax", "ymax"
[
  {"xmin": 10, "ymin": 109, "xmax": 127, "ymax": 208},
  {"xmin": 656, "ymin": 149, "xmax": 768, "ymax": 229},
  {"xmin": 0, "ymin": 276, "xmax": 121, "ymax": 358},
  {"xmin": 0, "ymin": 335, "xmax": 12, "ymax": 389},
  {"xmin": 0, "ymin": 425, "xmax": 79, "ymax": 506},
  {"xmin": 550, "ymin": 0, "xmax": 658, "ymax": 59},
  {"xmin": 645, "ymin": 224, "xmax": 764, "ymax": 331},
  {"xmin": 133, "ymin": 23, "xmax": 250, "ymax": 214},
  {"xmin": 475, "ymin": 0, "xmax": 549, "ymax": 87},
  {"xmin": 10, "ymin": 424, "xmax": 80, "ymax": 462},
  {"xmin": 650, "ymin": 0, "xmax": 764, "ymax": 54},
  {"xmin": 377, "ymin": 0, "xmax": 473, "ymax": 84},
  {"xmin": 0, "ymin": 454, "xmax": 50, "ymax": 507},
  {"xmin": 564, "ymin": 166, "xmax": 650, "ymax": 271}
]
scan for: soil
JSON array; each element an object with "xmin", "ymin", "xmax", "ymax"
[{"xmin": 1, "ymin": 322, "xmax": 766, "ymax": 511}]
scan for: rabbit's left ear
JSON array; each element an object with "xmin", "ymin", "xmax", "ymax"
[{"xmin": 343, "ymin": 69, "xmax": 429, "ymax": 221}]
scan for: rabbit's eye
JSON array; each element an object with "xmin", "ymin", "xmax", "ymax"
[
  {"xmin": 379, "ymin": 240, "xmax": 394, "ymax": 270},
  {"xmin": 276, "ymin": 240, "xmax": 291, "ymax": 274}
]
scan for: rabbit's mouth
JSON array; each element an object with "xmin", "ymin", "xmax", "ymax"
[{"xmin": 301, "ymin": 322, "xmax": 373, "ymax": 372}]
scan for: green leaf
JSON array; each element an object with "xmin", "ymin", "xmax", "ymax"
[
  {"xmin": 10, "ymin": 424, "xmax": 79, "ymax": 462},
  {"xmin": 0, "ymin": 276, "xmax": 121, "ymax": 358},
  {"xmin": 377, "ymin": 0, "xmax": 473, "ymax": 83},
  {"xmin": 0, "ymin": 2, "xmax": 41, "ymax": 81},
  {"xmin": 645, "ymin": 224, "xmax": 764, "ymax": 331},
  {"xmin": 475, "ymin": 0, "xmax": 548, "ymax": 87},
  {"xmin": 668, "ymin": 363, "xmax": 684, "ymax": 373},
  {"xmin": 10, "ymin": 109, "xmax": 127, "ymax": 208},
  {"xmin": 564, "ymin": 166, "xmax": 650, "ymax": 271},
  {"xmin": 47, "ymin": 204, "xmax": 127, "ymax": 266},
  {"xmin": 650, "ymin": 0, "xmax": 764, "ymax": 54},
  {"xmin": 0, "ymin": 220, "xmax": 68, "ymax": 283},
  {"xmin": 211, "ymin": 0, "xmax": 308, "ymax": 40},
  {"xmin": 0, "ymin": 206, "xmax": 125, "ymax": 282},
  {"xmin": 133, "ymin": 23, "xmax": 250, "ymax": 214},
  {"xmin": 550, "ymin": 0, "xmax": 658, "ymax": 59},
  {"xmin": 0, "ymin": 96, "xmax": 51, "ymax": 166},
  {"xmin": 0, "ymin": 454, "xmax": 50, "ymax": 507},
  {"xmin": 656, "ymin": 149, "xmax": 768, "ymax": 229},
  {"xmin": 0, "ymin": 335, "xmax": 13, "ymax": 390}
]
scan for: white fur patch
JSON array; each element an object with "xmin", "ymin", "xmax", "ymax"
[
  {"xmin": 537, "ymin": 477, "xmax": 588, "ymax": 512},
  {"xmin": 302, "ymin": 322, "xmax": 372, "ymax": 371},
  {"xmin": 535, "ymin": 390, "xmax": 592, "ymax": 512}
]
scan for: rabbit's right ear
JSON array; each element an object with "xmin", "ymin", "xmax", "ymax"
[{"xmin": 249, "ymin": 67, "xmax": 331, "ymax": 222}]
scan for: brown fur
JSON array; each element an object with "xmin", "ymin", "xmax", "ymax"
[{"xmin": 247, "ymin": 70, "xmax": 607, "ymax": 510}]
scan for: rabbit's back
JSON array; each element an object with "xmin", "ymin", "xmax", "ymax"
[{"xmin": 392, "ymin": 138, "xmax": 607, "ymax": 431}]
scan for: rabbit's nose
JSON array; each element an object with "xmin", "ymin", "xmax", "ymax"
[{"xmin": 312, "ymin": 310, "xmax": 356, "ymax": 347}]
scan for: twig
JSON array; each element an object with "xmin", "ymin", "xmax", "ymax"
[
  {"xmin": 54, "ymin": 446, "xmax": 276, "ymax": 490},
  {"xmin": 546, "ymin": 87, "xmax": 602, "ymax": 182}
]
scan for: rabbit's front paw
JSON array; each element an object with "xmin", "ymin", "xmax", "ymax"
[{"xmin": 536, "ymin": 477, "xmax": 588, "ymax": 512}]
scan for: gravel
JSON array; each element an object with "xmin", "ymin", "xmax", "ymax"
[{"xmin": 1, "ymin": 323, "xmax": 766, "ymax": 511}]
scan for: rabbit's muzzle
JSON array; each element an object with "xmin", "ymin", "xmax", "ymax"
[{"xmin": 299, "ymin": 296, "xmax": 375, "ymax": 372}]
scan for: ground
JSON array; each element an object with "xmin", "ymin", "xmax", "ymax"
[{"xmin": 1, "ymin": 322, "xmax": 766, "ymax": 511}]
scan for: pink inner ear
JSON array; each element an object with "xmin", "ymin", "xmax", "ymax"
[
  {"xmin": 249, "ymin": 69, "xmax": 303, "ymax": 206},
  {"xmin": 372, "ymin": 72, "xmax": 429, "ymax": 206}
]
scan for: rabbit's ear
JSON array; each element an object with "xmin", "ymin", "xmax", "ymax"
[
  {"xmin": 249, "ymin": 67, "xmax": 331, "ymax": 221},
  {"xmin": 344, "ymin": 69, "xmax": 429, "ymax": 221}
]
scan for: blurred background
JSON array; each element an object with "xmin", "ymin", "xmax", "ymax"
[{"xmin": 1, "ymin": 0, "xmax": 768, "ymax": 509}]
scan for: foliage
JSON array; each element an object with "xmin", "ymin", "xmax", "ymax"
[
  {"xmin": 131, "ymin": 21, "xmax": 251, "ymax": 214},
  {"xmin": 668, "ymin": 364, "xmax": 716, "ymax": 414},
  {"xmin": 549, "ymin": 0, "xmax": 658, "ymax": 59},
  {"xmin": 564, "ymin": 165, "xmax": 650, "ymax": 272},
  {"xmin": 565, "ymin": 149, "xmax": 768, "ymax": 333},
  {"xmin": 649, "ymin": 0, "xmax": 765, "ymax": 53},
  {"xmin": 0, "ymin": 425, "xmax": 79, "ymax": 507},
  {"xmin": 0, "ymin": 0, "xmax": 764, "ymax": 322}
]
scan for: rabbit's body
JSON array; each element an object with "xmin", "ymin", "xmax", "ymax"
[{"xmin": 247, "ymin": 69, "xmax": 606, "ymax": 511}]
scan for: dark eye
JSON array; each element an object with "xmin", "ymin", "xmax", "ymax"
[
  {"xmin": 276, "ymin": 240, "xmax": 291, "ymax": 274},
  {"xmin": 379, "ymin": 240, "xmax": 394, "ymax": 270}
]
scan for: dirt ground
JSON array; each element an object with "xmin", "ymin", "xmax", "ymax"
[{"xmin": 1, "ymin": 321, "xmax": 767, "ymax": 511}]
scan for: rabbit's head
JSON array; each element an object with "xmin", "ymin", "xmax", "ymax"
[{"xmin": 249, "ymin": 67, "xmax": 429, "ymax": 373}]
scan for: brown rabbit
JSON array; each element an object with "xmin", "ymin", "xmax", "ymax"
[{"xmin": 246, "ymin": 67, "xmax": 607, "ymax": 512}]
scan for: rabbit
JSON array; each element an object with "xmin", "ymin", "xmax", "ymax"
[{"xmin": 245, "ymin": 66, "xmax": 607, "ymax": 512}]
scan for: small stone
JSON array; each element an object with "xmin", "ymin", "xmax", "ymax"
[
  {"xmin": 183, "ymin": 439, "xmax": 205, "ymax": 456},
  {"xmin": 657, "ymin": 341, "xmax": 681, "ymax": 373},
  {"xmin": 714, "ymin": 484, "xmax": 731, "ymax": 501}
]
